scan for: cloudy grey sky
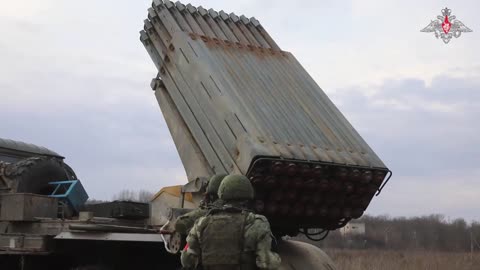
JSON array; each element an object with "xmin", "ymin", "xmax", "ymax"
[{"xmin": 1, "ymin": 0, "xmax": 478, "ymax": 220}]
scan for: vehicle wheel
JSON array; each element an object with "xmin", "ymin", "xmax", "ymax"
[
  {"xmin": 278, "ymin": 240, "xmax": 337, "ymax": 270},
  {"xmin": 4, "ymin": 157, "xmax": 75, "ymax": 194}
]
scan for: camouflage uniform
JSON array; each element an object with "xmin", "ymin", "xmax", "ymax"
[
  {"xmin": 175, "ymin": 174, "xmax": 227, "ymax": 236},
  {"xmin": 175, "ymin": 199, "xmax": 225, "ymax": 235},
  {"xmin": 181, "ymin": 175, "xmax": 281, "ymax": 270}
]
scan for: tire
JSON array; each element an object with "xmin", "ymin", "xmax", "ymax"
[
  {"xmin": 4, "ymin": 157, "xmax": 76, "ymax": 194},
  {"xmin": 278, "ymin": 240, "xmax": 337, "ymax": 270}
]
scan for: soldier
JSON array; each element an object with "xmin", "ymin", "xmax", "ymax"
[
  {"xmin": 181, "ymin": 175, "xmax": 281, "ymax": 270},
  {"xmin": 174, "ymin": 174, "xmax": 227, "ymax": 236}
]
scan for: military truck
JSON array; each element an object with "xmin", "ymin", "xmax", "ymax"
[
  {"xmin": 0, "ymin": 141, "xmax": 337, "ymax": 270},
  {"xmin": 0, "ymin": 0, "xmax": 391, "ymax": 269},
  {"xmin": 0, "ymin": 138, "xmax": 182, "ymax": 269}
]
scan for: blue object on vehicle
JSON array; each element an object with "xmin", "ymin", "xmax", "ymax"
[{"xmin": 48, "ymin": 180, "xmax": 89, "ymax": 212}]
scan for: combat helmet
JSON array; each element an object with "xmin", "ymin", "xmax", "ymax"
[
  {"xmin": 206, "ymin": 174, "xmax": 227, "ymax": 195},
  {"xmin": 218, "ymin": 175, "xmax": 254, "ymax": 201}
]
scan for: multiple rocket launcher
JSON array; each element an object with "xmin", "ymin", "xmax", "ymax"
[{"xmin": 140, "ymin": 0, "xmax": 391, "ymax": 233}]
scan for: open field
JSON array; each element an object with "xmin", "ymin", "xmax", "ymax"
[{"xmin": 325, "ymin": 249, "xmax": 480, "ymax": 270}]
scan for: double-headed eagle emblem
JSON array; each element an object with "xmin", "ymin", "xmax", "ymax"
[{"xmin": 421, "ymin": 8, "xmax": 472, "ymax": 44}]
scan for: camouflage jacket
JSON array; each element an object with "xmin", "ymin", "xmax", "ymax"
[
  {"xmin": 175, "ymin": 200, "xmax": 225, "ymax": 235},
  {"xmin": 181, "ymin": 210, "xmax": 281, "ymax": 270}
]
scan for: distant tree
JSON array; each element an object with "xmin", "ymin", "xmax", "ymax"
[
  {"xmin": 113, "ymin": 190, "xmax": 136, "ymax": 201},
  {"xmin": 112, "ymin": 189, "xmax": 154, "ymax": 203},
  {"xmin": 137, "ymin": 190, "xmax": 154, "ymax": 203},
  {"xmin": 296, "ymin": 214, "xmax": 480, "ymax": 252}
]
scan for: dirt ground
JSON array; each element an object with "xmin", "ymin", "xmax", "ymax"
[{"xmin": 325, "ymin": 249, "xmax": 480, "ymax": 270}]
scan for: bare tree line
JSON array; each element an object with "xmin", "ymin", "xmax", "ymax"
[
  {"xmin": 112, "ymin": 189, "xmax": 154, "ymax": 203},
  {"xmin": 87, "ymin": 189, "xmax": 155, "ymax": 204},
  {"xmin": 302, "ymin": 214, "xmax": 480, "ymax": 252}
]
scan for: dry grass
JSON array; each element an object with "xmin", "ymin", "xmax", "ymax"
[{"xmin": 325, "ymin": 249, "xmax": 480, "ymax": 270}]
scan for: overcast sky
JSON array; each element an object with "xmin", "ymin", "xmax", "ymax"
[{"xmin": 1, "ymin": 0, "xmax": 478, "ymax": 221}]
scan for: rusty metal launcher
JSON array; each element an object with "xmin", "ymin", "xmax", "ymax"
[{"xmin": 140, "ymin": 0, "xmax": 391, "ymax": 236}]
